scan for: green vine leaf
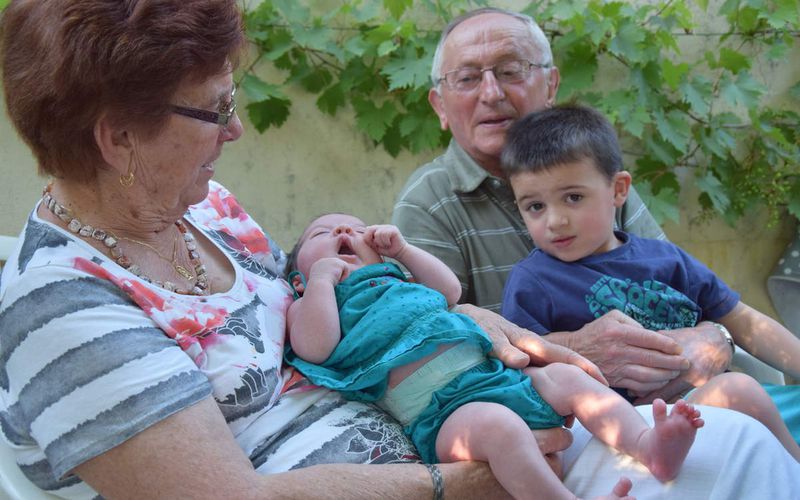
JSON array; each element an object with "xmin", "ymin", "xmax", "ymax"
[
  {"xmin": 382, "ymin": 46, "xmax": 434, "ymax": 90},
  {"xmin": 247, "ymin": 98, "xmax": 291, "ymax": 133},
  {"xmin": 240, "ymin": 73, "xmax": 287, "ymax": 102},
  {"xmin": 764, "ymin": 0, "xmax": 799, "ymax": 28},
  {"xmin": 787, "ymin": 182, "xmax": 800, "ymax": 220},
  {"xmin": 680, "ymin": 75, "xmax": 712, "ymax": 115},
  {"xmin": 240, "ymin": 0, "xmax": 800, "ymax": 226},
  {"xmin": 661, "ymin": 59, "xmax": 690, "ymax": 91},
  {"xmin": 353, "ymin": 97, "xmax": 399, "ymax": 142},
  {"xmin": 720, "ymin": 72, "xmax": 766, "ymax": 108},
  {"xmin": 241, "ymin": 74, "xmax": 291, "ymax": 133},
  {"xmin": 384, "ymin": 0, "xmax": 413, "ymax": 20},
  {"xmin": 609, "ymin": 20, "xmax": 647, "ymax": 63},
  {"xmin": 635, "ymin": 183, "xmax": 680, "ymax": 224},
  {"xmin": 316, "ymin": 83, "xmax": 347, "ymax": 116},
  {"xmin": 653, "ymin": 109, "xmax": 691, "ymax": 151},
  {"xmin": 556, "ymin": 40, "xmax": 598, "ymax": 98},
  {"xmin": 717, "ymin": 47, "xmax": 751, "ymax": 73},
  {"xmin": 696, "ymin": 172, "xmax": 731, "ymax": 213}
]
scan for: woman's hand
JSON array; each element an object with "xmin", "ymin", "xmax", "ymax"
[{"xmin": 456, "ymin": 304, "xmax": 607, "ymax": 385}]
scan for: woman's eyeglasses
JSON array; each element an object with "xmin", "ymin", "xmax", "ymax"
[{"xmin": 172, "ymin": 85, "xmax": 237, "ymax": 126}]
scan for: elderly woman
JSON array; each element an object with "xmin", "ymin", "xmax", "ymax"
[
  {"xmin": 0, "ymin": 1, "xmax": 798, "ymax": 499},
  {"xmin": 0, "ymin": 1, "xmax": 578, "ymax": 497}
]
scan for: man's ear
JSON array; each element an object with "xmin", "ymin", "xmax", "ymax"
[
  {"xmin": 291, "ymin": 273, "xmax": 306, "ymax": 296},
  {"xmin": 545, "ymin": 66, "xmax": 560, "ymax": 108},
  {"xmin": 613, "ymin": 171, "xmax": 632, "ymax": 207},
  {"xmin": 93, "ymin": 113, "xmax": 133, "ymax": 176},
  {"xmin": 428, "ymin": 88, "xmax": 449, "ymax": 131}
]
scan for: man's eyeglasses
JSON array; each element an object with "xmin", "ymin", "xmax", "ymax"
[
  {"xmin": 436, "ymin": 60, "xmax": 550, "ymax": 92},
  {"xmin": 172, "ymin": 84, "xmax": 237, "ymax": 126}
]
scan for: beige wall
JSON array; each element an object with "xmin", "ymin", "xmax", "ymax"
[{"xmin": 1, "ymin": 9, "xmax": 797, "ymax": 321}]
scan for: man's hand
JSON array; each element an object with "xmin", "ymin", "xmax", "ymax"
[
  {"xmin": 551, "ymin": 310, "xmax": 690, "ymax": 393},
  {"xmin": 632, "ymin": 321, "xmax": 732, "ymax": 403},
  {"xmin": 457, "ymin": 304, "xmax": 607, "ymax": 385}
]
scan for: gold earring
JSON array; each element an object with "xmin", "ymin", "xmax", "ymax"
[{"xmin": 120, "ymin": 153, "xmax": 136, "ymax": 187}]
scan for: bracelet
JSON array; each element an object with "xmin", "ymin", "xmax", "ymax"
[
  {"xmin": 425, "ymin": 464, "xmax": 444, "ymax": 500},
  {"xmin": 713, "ymin": 322, "xmax": 735, "ymax": 354}
]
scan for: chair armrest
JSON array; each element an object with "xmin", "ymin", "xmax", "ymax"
[{"xmin": 730, "ymin": 349, "xmax": 785, "ymax": 385}]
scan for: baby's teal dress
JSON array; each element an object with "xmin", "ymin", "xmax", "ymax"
[{"xmin": 285, "ymin": 263, "xmax": 564, "ymax": 462}]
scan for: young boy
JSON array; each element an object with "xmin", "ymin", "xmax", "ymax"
[
  {"xmin": 500, "ymin": 104, "xmax": 800, "ymax": 460},
  {"xmin": 284, "ymin": 212, "xmax": 706, "ymax": 500}
]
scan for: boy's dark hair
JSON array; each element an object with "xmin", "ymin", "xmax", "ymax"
[{"xmin": 501, "ymin": 104, "xmax": 622, "ymax": 181}]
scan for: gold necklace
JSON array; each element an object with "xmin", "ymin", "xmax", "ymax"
[
  {"xmin": 117, "ymin": 231, "xmax": 196, "ymax": 281},
  {"xmin": 42, "ymin": 185, "xmax": 210, "ymax": 295}
]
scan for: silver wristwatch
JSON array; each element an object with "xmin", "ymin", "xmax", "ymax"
[{"xmin": 713, "ymin": 322, "xmax": 735, "ymax": 353}]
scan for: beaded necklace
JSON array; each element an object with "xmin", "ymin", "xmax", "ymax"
[{"xmin": 41, "ymin": 186, "xmax": 210, "ymax": 296}]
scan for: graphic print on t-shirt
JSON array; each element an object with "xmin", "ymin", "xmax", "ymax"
[{"xmin": 585, "ymin": 276, "xmax": 700, "ymax": 330}]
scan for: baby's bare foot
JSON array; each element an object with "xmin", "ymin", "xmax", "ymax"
[{"xmin": 640, "ymin": 399, "xmax": 704, "ymax": 482}]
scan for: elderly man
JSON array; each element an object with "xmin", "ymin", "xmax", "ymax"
[{"xmin": 392, "ymin": 7, "xmax": 734, "ymax": 404}]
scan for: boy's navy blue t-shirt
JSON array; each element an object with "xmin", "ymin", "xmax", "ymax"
[{"xmin": 502, "ymin": 231, "xmax": 740, "ymax": 336}]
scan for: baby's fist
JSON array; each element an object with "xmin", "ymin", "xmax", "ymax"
[
  {"xmin": 309, "ymin": 257, "xmax": 350, "ymax": 285},
  {"xmin": 364, "ymin": 224, "xmax": 407, "ymax": 258}
]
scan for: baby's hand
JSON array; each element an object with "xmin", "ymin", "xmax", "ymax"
[
  {"xmin": 364, "ymin": 224, "xmax": 408, "ymax": 258},
  {"xmin": 308, "ymin": 257, "xmax": 350, "ymax": 285}
]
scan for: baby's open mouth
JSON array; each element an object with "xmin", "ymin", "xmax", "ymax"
[{"xmin": 338, "ymin": 240, "xmax": 355, "ymax": 256}]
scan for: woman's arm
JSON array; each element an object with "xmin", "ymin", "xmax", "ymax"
[
  {"xmin": 721, "ymin": 301, "xmax": 800, "ymax": 380},
  {"xmin": 288, "ymin": 257, "xmax": 350, "ymax": 364},
  {"xmin": 74, "ymin": 396, "xmax": 518, "ymax": 499},
  {"xmin": 364, "ymin": 225, "xmax": 462, "ymax": 305}
]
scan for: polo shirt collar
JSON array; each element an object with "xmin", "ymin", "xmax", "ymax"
[{"xmin": 444, "ymin": 140, "xmax": 495, "ymax": 194}]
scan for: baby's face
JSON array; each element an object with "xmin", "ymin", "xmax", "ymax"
[{"xmin": 295, "ymin": 213, "xmax": 383, "ymax": 277}]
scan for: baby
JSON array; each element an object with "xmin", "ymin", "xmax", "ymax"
[{"xmin": 284, "ymin": 213, "xmax": 704, "ymax": 499}]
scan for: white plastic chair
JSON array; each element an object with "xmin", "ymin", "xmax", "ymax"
[
  {"xmin": 731, "ymin": 349, "xmax": 785, "ymax": 385},
  {"xmin": 0, "ymin": 439, "xmax": 58, "ymax": 500},
  {"xmin": 0, "ymin": 235, "xmax": 18, "ymax": 271},
  {"xmin": 1, "ymin": 234, "xmax": 59, "ymax": 500}
]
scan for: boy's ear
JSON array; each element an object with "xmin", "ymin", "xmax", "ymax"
[
  {"xmin": 291, "ymin": 273, "xmax": 306, "ymax": 296},
  {"xmin": 613, "ymin": 171, "xmax": 632, "ymax": 207}
]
